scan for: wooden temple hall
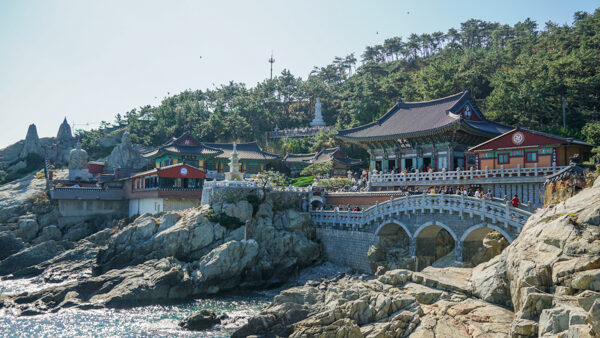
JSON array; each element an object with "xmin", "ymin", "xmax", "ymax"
[{"xmin": 337, "ymin": 91, "xmax": 511, "ymax": 173}]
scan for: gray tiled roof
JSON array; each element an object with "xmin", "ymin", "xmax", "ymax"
[
  {"xmin": 285, "ymin": 147, "xmax": 361, "ymax": 166},
  {"xmin": 204, "ymin": 142, "xmax": 280, "ymax": 161},
  {"xmin": 337, "ymin": 91, "xmax": 507, "ymax": 141},
  {"xmin": 142, "ymin": 132, "xmax": 222, "ymax": 158}
]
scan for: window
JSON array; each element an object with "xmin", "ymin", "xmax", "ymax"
[
  {"xmin": 525, "ymin": 151, "xmax": 537, "ymax": 162},
  {"xmin": 498, "ymin": 153, "xmax": 509, "ymax": 164}
]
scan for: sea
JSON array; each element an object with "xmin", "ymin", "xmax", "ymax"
[{"xmin": 0, "ymin": 278, "xmax": 272, "ymax": 337}]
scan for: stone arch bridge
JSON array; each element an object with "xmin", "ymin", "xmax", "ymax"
[{"xmin": 311, "ymin": 194, "xmax": 532, "ymax": 271}]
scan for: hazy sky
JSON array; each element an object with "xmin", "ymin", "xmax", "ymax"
[{"xmin": 0, "ymin": 0, "xmax": 598, "ymax": 148}]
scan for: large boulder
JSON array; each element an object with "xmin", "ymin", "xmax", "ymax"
[
  {"xmin": 15, "ymin": 216, "xmax": 39, "ymax": 241},
  {"xmin": 0, "ymin": 241, "xmax": 67, "ymax": 276},
  {"xmin": 179, "ymin": 309, "xmax": 220, "ymax": 331},
  {"xmin": 0, "ymin": 231, "xmax": 24, "ymax": 260},
  {"xmin": 196, "ymin": 240, "xmax": 259, "ymax": 283}
]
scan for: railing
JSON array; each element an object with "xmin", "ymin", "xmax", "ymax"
[
  {"xmin": 203, "ymin": 180, "xmax": 311, "ymax": 193},
  {"xmin": 269, "ymin": 126, "xmax": 334, "ymax": 139},
  {"xmin": 204, "ymin": 180, "xmax": 257, "ymax": 188},
  {"xmin": 310, "ymin": 194, "xmax": 532, "ymax": 231},
  {"xmin": 50, "ymin": 187, "xmax": 125, "ymax": 200},
  {"xmin": 205, "ymin": 171, "xmax": 254, "ymax": 180},
  {"xmin": 370, "ymin": 165, "xmax": 565, "ymax": 186},
  {"xmin": 132, "ymin": 187, "xmax": 203, "ymax": 192}
]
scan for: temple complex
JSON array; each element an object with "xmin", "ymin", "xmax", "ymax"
[
  {"xmin": 337, "ymin": 91, "xmax": 511, "ymax": 172},
  {"xmin": 143, "ymin": 133, "xmax": 279, "ymax": 179}
]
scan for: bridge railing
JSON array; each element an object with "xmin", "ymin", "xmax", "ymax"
[
  {"xmin": 370, "ymin": 165, "xmax": 565, "ymax": 186},
  {"xmin": 310, "ymin": 194, "xmax": 532, "ymax": 231}
]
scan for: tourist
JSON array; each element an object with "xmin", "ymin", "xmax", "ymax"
[
  {"xmin": 484, "ymin": 189, "xmax": 493, "ymax": 199},
  {"xmin": 511, "ymin": 194, "xmax": 520, "ymax": 208},
  {"xmin": 474, "ymin": 188, "xmax": 481, "ymax": 198}
]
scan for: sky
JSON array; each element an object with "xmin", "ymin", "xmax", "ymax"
[{"xmin": 0, "ymin": 0, "xmax": 598, "ymax": 148}]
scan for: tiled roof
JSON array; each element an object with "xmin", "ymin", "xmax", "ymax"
[
  {"xmin": 285, "ymin": 147, "xmax": 361, "ymax": 166},
  {"xmin": 283, "ymin": 153, "xmax": 316, "ymax": 164},
  {"xmin": 142, "ymin": 133, "xmax": 222, "ymax": 158},
  {"xmin": 204, "ymin": 142, "xmax": 280, "ymax": 161},
  {"xmin": 337, "ymin": 91, "xmax": 509, "ymax": 141},
  {"xmin": 468, "ymin": 127, "xmax": 592, "ymax": 152}
]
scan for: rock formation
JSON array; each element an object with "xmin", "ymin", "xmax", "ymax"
[
  {"xmin": 19, "ymin": 124, "xmax": 44, "ymax": 159},
  {"xmin": 0, "ymin": 194, "xmax": 320, "ymax": 315},
  {"xmin": 105, "ymin": 132, "xmax": 146, "ymax": 171},
  {"xmin": 470, "ymin": 175, "xmax": 600, "ymax": 336},
  {"xmin": 56, "ymin": 117, "xmax": 73, "ymax": 142},
  {"xmin": 232, "ymin": 268, "xmax": 513, "ymax": 337}
]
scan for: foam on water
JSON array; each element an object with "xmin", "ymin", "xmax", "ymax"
[{"xmin": 0, "ymin": 281, "xmax": 271, "ymax": 337}]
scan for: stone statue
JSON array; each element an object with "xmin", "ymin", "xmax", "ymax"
[
  {"xmin": 68, "ymin": 143, "xmax": 88, "ymax": 170},
  {"xmin": 19, "ymin": 124, "xmax": 44, "ymax": 158},
  {"xmin": 310, "ymin": 98, "xmax": 326, "ymax": 128},
  {"xmin": 105, "ymin": 131, "xmax": 146, "ymax": 171}
]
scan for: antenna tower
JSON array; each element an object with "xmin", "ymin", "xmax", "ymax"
[{"xmin": 268, "ymin": 51, "xmax": 275, "ymax": 79}]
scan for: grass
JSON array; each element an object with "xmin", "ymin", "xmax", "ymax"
[{"xmin": 288, "ymin": 176, "xmax": 314, "ymax": 187}]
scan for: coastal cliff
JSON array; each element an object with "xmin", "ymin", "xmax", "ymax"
[
  {"xmin": 235, "ymin": 177, "xmax": 600, "ymax": 337},
  {"xmin": 0, "ymin": 184, "xmax": 320, "ymax": 316}
]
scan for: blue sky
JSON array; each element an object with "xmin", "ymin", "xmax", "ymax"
[{"xmin": 0, "ymin": 0, "xmax": 598, "ymax": 148}]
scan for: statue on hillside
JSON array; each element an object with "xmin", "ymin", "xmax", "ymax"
[
  {"xmin": 105, "ymin": 131, "xmax": 146, "ymax": 171},
  {"xmin": 310, "ymin": 98, "xmax": 326, "ymax": 128},
  {"xmin": 68, "ymin": 143, "xmax": 88, "ymax": 170}
]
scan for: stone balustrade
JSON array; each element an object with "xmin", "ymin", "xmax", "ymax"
[
  {"xmin": 311, "ymin": 194, "xmax": 531, "ymax": 234},
  {"xmin": 370, "ymin": 165, "xmax": 565, "ymax": 186}
]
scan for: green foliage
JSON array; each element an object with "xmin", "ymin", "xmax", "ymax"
[
  {"xmin": 205, "ymin": 208, "xmax": 244, "ymax": 230},
  {"xmin": 246, "ymin": 194, "xmax": 261, "ymax": 216},
  {"xmin": 288, "ymin": 176, "xmax": 314, "ymax": 187},
  {"xmin": 582, "ymin": 122, "xmax": 600, "ymax": 161},
  {"xmin": 77, "ymin": 9, "xmax": 600, "ymax": 154},
  {"xmin": 300, "ymin": 161, "xmax": 333, "ymax": 176},
  {"xmin": 252, "ymin": 170, "xmax": 286, "ymax": 187},
  {"xmin": 317, "ymin": 178, "xmax": 354, "ymax": 190}
]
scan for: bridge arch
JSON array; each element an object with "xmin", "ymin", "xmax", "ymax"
[
  {"xmin": 375, "ymin": 220, "xmax": 412, "ymax": 238},
  {"xmin": 413, "ymin": 221, "xmax": 458, "ymax": 243},
  {"xmin": 460, "ymin": 223, "xmax": 514, "ymax": 243},
  {"xmin": 460, "ymin": 223, "xmax": 512, "ymax": 266},
  {"xmin": 413, "ymin": 221, "xmax": 458, "ymax": 270}
]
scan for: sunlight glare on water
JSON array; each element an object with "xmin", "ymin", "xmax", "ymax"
[{"xmin": 0, "ymin": 294, "xmax": 270, "ymax": 337}]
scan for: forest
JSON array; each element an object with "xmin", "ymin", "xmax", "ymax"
[{"xmin": 81, "ymin": 8, "xmax": 600, "ymax": 159}]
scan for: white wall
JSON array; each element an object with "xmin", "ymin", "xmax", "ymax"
[{"xmin": 129, "ymin": 198, "xmax": 164, "ymax": 217}]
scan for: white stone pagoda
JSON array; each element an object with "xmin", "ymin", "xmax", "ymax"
[{"xmin": 225, "ymin": 143, "xmax": 244, "ymax": 181}]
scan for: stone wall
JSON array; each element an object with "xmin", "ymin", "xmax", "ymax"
[
  {"xmin": 58, "ymin": 199, "xmax": 128, "ymax": 218},
  {"xmin": 316, "ymin": 228, "xmax": 378, "ymax": 273}
]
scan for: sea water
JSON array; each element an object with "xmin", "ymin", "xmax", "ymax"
[{"xmin": 0, "ymin": 279, "xmax": 271, "ymax": 337}]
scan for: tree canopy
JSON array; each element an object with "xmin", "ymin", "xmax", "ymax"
[{"xmin": 81, "ymin": 9, "xmax": 600, "ymax": 159}]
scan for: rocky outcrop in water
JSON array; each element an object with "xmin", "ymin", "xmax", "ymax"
[
  {"xmin": 0, "ymin": 195, "xmax": 320, "ymax": 315},
  {"xmin": 233, "ymin": 268, "xmax": 512, "ymax": 337}
]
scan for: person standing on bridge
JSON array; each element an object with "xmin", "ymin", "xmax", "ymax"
[{"xmin": 511, "ymin": 194, "xmax": 520, "ymax": 208}]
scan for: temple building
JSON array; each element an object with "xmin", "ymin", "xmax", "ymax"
[
  {"xmin": 468, "ymin": 127, "xmax": 593, "ymax": 170},
  {"xmin": 337, "ymin": 91, "xmax": 511, "ymax": 172},
  {"xmin": 124, "ymin": 163, "xmax": 206, "ymax": 216},
  {"xmin": 284, "ymin": 147, "xmax": 361, "ymax": 177},
  {"xmin": 143, "ymin": 133, "xmax": 279, "ymax": 179}
]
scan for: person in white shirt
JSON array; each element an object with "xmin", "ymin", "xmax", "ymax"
[{"xmin": 474, "ymin": 189, "xmax": 482, "ymax": 198}]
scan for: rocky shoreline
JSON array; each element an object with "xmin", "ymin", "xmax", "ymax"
[{"xmin": 1, "ymin": 174, "xmax": 600, "ymax": 336}]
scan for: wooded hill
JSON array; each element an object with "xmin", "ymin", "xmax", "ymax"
[{"xmin": 82, "ymin": 8, "xmax": 600, "ymax": 159}]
